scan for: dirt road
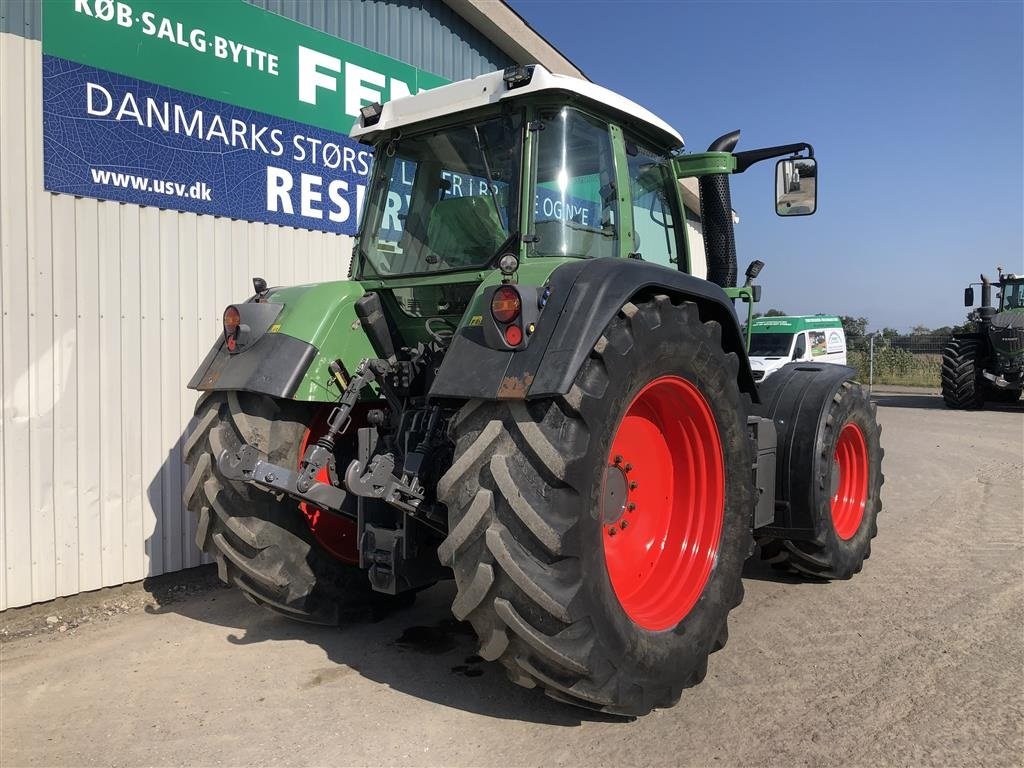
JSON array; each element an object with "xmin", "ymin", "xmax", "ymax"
[{"xmin": 2, "ymin": 391, "xmax": 1022, "ymax": 767}]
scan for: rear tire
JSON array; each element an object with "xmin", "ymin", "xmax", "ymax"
[
  {"xmin": 941, "ymin": 338, "xmax": 985, "ymax": 409},
  {"xmin": 184, "ymin": 391, "xmax": 398, "ymax": 624},
  {"xmin": 760, "ymin": 382, "xmax": 884, "ymax": 579},
  {"xmin": 438, "ymin": 297, "xmax": 753, "ymax": 715}
]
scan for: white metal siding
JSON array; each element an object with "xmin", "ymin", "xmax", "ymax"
[{"xmin": 0, "ymin": 33, "xmax": 353, "ymax": 609}]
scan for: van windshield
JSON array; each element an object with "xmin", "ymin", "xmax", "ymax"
[{"xmin": 749, "ymin": 333, "xmax": 794, "ymax": 357}]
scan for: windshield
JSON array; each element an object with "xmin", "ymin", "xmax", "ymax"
[
  {"xmin": 1000, "ymin": 281, "xmax": 1024, "ymax": 310},
  {"xmin": 358, "ymin": 114, "xmax": 522, "ymax": 277},
  {"xmin": 749, "ymin": 333, "xmax": 795, "ymax": 357}
]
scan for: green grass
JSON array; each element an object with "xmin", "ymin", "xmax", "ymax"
[{"xmin": 847, "ymin": 350, "xmax": 941, "ymax": 388}]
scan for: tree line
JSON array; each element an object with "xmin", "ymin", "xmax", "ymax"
[{"xmin": 753, "ymin": 309, "xmax": 974, "ymax": 338}]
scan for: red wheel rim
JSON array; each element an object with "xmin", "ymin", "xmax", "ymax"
[
  {"xmin": 601, "ymin": 376, "xmax": 725, "ymax": 631},
  {"xmin": 298, "ymin": 409, "xmax": 359, "ymax": 565},
  {"xmin": 830, "ymin": 422, "xmax": 868, "ymax": 540}
]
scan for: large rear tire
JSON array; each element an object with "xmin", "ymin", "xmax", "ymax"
[
  {"xmin": 941, "ymin": 338, "xmax": 985, "ymax": 409},
  {"xmin": 759, "ymin": 382, "xmax": 884, "ymax": 579},
  {"xmin": 184, "ymin": 391, "xmax": 396, "ymax": 624},
  {"xmin": 438, "ymin": 297, "xmax": 753, "ymax": 715}
]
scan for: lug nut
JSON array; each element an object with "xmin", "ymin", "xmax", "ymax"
[
  {"xmin": 620, "ymin": 519, "xmax": 628, "ymax": 530},
  {"xmin": 624, "ymin": 463, "xmax": 633, "ymax": 472},
  {"xmin": 627, "ymin": 502, "xmax": 636, "ymax": 512},
  {"xmin": 607, "ymin": 526, "xmax": 617, "ymax": 536},
  {"xmin": 614, "ymin": 455, "xmax": 623, "ymax": 464},
  {"xmin": 629, "ymin": 481, "xmax": 638, "ymax": 490}
]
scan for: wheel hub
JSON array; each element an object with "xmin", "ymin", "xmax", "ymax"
[{"xmin": 601, "ymin": 464, "xmax": 629, "ymax": 524}]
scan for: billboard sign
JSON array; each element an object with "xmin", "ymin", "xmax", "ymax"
[{"xmin": 42, "ymin": 0, "xmax": 448, "ymax": 233}]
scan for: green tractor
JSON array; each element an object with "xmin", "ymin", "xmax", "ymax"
[
  {"xmin": 185, "ymin": 65, "xmax": 884, "ymax": 715},
  {"xmin": 942, "ymin": 268, "xmax": 1024, "ymax": 408}
]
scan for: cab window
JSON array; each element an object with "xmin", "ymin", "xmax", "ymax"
[
  {"xmin": 531, "ymin": 108, "xmax": 618, "ymax": 260},
  {"xmin": 625, "ymin": 139, "xmax": 681, "ymax": 268}
]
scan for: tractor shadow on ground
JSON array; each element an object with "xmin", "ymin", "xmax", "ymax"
[
  {"xmin": 145, "ymin": 576, "xmax": 627, "ymax": 727},
  {"xmin": 871, "ymin": 392, "xmax": 1024, "ymax": 412},
  {"xmin": 870, "ymin": 393, "xmax": 946, "ymax": 410},
  {"xmin": 740, "ymin": 554, "xmax": 817, "ymax": 584}
]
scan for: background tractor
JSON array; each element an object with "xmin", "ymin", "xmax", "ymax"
[
  {"xmin": 185, "ymin": 65, "xmax": 884, "ymax": 716},
  {"xmin": 942, "ymin": 268, "xmax": 1024, "ymax": 408}
]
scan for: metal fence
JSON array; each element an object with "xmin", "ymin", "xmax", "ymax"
[{"xmin": 847, "ymin": 335, "xmax": 951, "ymax": 388}]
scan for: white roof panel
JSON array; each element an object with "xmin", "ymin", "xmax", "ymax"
[{"xmin": 350, "ymin": 65, "xmax": 683, "ymax": 149}]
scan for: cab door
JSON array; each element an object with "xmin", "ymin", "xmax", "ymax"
[
  {"xmin": 791, "ymin": 332, "xmax": 808, "ymax": 361},
  {"xmin": 622, "ymin": 134, "xmax": 686, "ymax": 269}
]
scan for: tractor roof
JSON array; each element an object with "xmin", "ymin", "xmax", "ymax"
[{"xmin": 350, "ymin": 65, "xmax": 684, "ymax": 150}]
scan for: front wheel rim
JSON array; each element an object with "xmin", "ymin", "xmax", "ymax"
[
  {"xmin": 830, "ymin": 422, "xmax": 869, "ymax": 540},
  {"xmin": 601, "ymin": 376, "xmax": 725, "ymax": 631}
]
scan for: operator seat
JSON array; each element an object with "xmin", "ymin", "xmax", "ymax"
[{"xmin": 426, "ymin": 196, "xmax": 505, "ymax": 267}]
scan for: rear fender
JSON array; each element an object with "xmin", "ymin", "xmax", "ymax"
[
  {"xmin": 188, "ymin": 281, "xmax": 377, "ymax": 401},
  {"xmin": 429, "ymin": 258, "xmax": 757, "ymax": 401}
]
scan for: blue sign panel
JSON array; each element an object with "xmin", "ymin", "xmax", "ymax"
[{"xmin": 43, "ymin": 55, "xmax": 373, "ymax": 234}]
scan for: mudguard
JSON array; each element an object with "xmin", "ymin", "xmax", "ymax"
[
  {"xmin": 750, "ymin": 361, "xmax": 858, "ymax": 539},
  {"xmin": 429, "ymin": 258, "xmax": 757, "ymax": 401},
  {"xmin": 188, "ymin": 281, "xmax": 377, "ymax": 402}
]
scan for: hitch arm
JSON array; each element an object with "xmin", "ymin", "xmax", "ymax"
[{"xmin": 217, "ymin": 444, "xmax": 354, "ymax": 520}]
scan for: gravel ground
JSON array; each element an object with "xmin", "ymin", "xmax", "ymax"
[{"xmin": 1, "ymin": 391, "xmax": 1022, "ymax": 767}]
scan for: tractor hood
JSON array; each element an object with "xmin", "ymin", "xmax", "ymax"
[
  {"xmin": 989, "ymin": 310, "xmax": 1024, "ymax": 358},
  {"xmin": 990, "ymin": 309, "xmax": 1024, "ymax": 330}
]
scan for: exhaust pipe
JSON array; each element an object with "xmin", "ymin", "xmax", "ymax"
[
  {"xmin": 699, "ymin": 130, "xmax": 741, "ymax": 289},
  {"xmin": 980, "ymin": 274, "xmax": 992, "ymax": 309},
  {"xmin": 979, "ymin": 274, "xmax": 995, "ymax": 324}
]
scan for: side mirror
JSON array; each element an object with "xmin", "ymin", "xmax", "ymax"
[
  {"xmin": 964, "ymin": 287, "xmax": 974, "ymax": 306},
  {"xmin": 775, "ymin": 157, "xmax": 817, "ymax": 216}
]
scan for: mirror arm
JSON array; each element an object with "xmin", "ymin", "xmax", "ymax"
[{"xmin": 733, "ymin": 142, "xmax": 814, "ymax": 174}]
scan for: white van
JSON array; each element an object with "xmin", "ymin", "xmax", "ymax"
[{"xmin": 748, "ymin": 315, "xmax": 847, "ymax": 381}]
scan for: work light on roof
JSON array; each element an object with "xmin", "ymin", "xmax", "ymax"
[
  {"xmin": 503, "ymin": 64, "xmax": 534, "ymax": 90},
  {"xmin": 360, "ymin": 102, "xmax": 383, "ymax": 127}
]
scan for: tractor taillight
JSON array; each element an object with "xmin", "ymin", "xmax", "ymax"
[
  {"xmin": 223, "ymin": 305, "xmax": 241, "ymax": 351},
  {"xmin": 491, "ymin": 286, "xmax": 521, "ymax": 323},
  {"xmin": 503, "ymin": 324, "xmax": 524, "ymax": 346}
]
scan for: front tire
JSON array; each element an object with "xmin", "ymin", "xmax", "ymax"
[
  {"xmin": 941, "ymin": 338, "xmax": 985, "ymax": 409},
  {"xmin": 760, "ymin": 381, "xmax": 884, "ymax": 579},
  {"xmin": 437, "ymin": 297, "xmax": 753, "ymax": 715}
]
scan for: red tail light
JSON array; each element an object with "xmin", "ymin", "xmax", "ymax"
[
  {"xmin": 503, "ymin": 324, "xmax": 523, "ymax": 346},
  {"xmin": 491, "ymin": 286, "xmax": 521, "ymax": 323},
  {"xmin": 223, "ymin": 305, "xmax": 241, "ymax": 351}
]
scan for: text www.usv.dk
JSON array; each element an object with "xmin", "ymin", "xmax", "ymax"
[{"xmin": 89, "ymin": 168, "xmax": 213, "ymax": 201}]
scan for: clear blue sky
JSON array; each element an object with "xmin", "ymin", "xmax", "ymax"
[{"xmin": 510, "ymin": 0, "xmax": 1024, "ymax": 331}]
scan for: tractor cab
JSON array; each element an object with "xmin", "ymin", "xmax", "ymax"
[{"xmin": 348, "ymin": 66, "xmax": 692, "ymax": 345}]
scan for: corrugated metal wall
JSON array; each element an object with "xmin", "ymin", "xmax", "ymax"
[
  {"xmin": 0, "ymin": 0, "xmax": 514, "ymax": 610},
  {"xmin": 1, "ymin": 0, "xmax": 514, "ymax": 78},
  {"xmin": 0, "ymin": 32, "xmax": 352, "ymax": 609},
  {"xmin": 249, "ymin": 0, "xmax": 512, "ymax": 80}
]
